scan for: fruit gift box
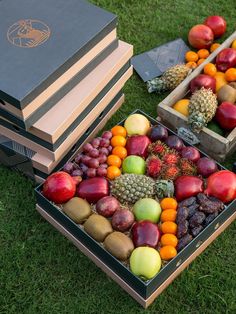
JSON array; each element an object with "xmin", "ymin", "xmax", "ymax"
[
  {"xmin": 157, "ymin": 31, "xmax": 236, "ymax": 162},
  {"xmin": 35, "ymin": 110, "xmax": 236, "ymax": 308}
]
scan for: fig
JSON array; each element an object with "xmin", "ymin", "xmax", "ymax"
[{"xmin": 104, "ymin": 232, "xmax": 134, "ymax": 260}]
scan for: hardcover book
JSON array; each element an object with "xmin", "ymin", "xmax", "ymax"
[{"xmin": 0, "ymin": 0, "xmax": 117, "ymax": 109}]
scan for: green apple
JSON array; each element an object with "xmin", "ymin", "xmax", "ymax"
[
  {"xmin": 130, "ymin": 247, "xmax": 162, "ymax": 280},
  {"xmin": 122, "ymin": 155, "xmax": 146, "ymax": 175},
  {"xmin": 133, "ymin": 198, "xmax": 161, "ymax": 223}
]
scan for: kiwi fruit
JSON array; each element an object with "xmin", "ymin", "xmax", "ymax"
[
  {"xmin": 63, "ymin": 197, "xmax": 91, "ymax": 223},
  {"xmin": 84, "ymin": 214, "xmax": 113, "ymax": 242},
  {"xmin": 104, "ymin": 232, "xmax": 134, "ymax": 260},
  {"xmin": 217, "ymin": 84, "xmax": 236, "ymax": 104},
  {"xmin": 229, "ymin": 82, "xmax": 236, "ymax": 90}
]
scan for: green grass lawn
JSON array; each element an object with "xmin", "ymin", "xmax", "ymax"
[{"xmin": 1, "ymin": 0, "xmax": 236, "ymax": 313}]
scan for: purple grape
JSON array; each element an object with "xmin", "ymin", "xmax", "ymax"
[
  {"xmin": 71, "ymin": 169, "xmax": 83, "ymax": 177},
  {"xmin": 102, "ymin": 131, "xmax": 113, "ymax": 140},
  {"xmin": 107, "ymin": 145, "xmax": 113, "ymax": 153},
  {"xmin": 97, "ymin": 167, "xmax": 107, "ymax": 177},
  {"xmin": 100, "ymin": 163, "xmax": 108, "ymax": 169},
  {"xmin": 83, "ymin": 143, "xmax": 93, "ymax": 153},
  {"xmin": 63, "ymin": 162, "xmax": 74, "ymax": 174},
  {"xmin": 100, "ymin": 138, "xmax": 110, "ymax": 147},
  {"xmin": 91, "ymin": 138, "xmax": 100, "ymax": 148},
  {"xmin": 81, "ymin": 155, "xmax": 91, "ymax": 165},
  {"xmin": 98, "ymin": 154, "xmax": 107, "ymax": 164},
  {"xmin": 87, "ymin": 168, "xmax": 96, "ymax": 178},
  {"xmin": 87, "ymin": 158, "xmax": 99, "ymax": 168},
  {"xmin": 80, "ymin": 163, "xmax": 88, "ymax": 173},
  {"xmin": 89, "ymin": 148, "xmax": 99, "ymax": 158},
  {"xmin": 99, "ymin": 147, "xmax": 109, "ymax": 156},
  {"xmin": 74, "ymin": 154, "xmax": 83, "ymax": 164}
]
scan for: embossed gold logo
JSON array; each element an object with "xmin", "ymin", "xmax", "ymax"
[{"xmin": 7, "ymin": 19, "xmax": 50, "ymax": 48}]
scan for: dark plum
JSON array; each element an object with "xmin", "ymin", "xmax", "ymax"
[
  {"xmin": 148, "ymin": 125, "xmax": 168, "ymax": 142},
  {"xmin": 181, "ymin": 146, "xmax": 200, "ymax": 163},
  {"xmin": 197, "ymin": 157, "xmax": 218, "ymax": 177},
  {"xmin": 165, "ymin": 135, "xmax": 184, "ymax": 151}
]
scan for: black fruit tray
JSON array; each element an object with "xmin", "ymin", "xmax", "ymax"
[{"xmin": 35, "ymin": 110, "xmax": 236, "ymax": 300}]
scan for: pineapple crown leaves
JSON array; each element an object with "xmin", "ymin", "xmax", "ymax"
[
  {"xmin": 155, "ymin": 180, "xmax": 174, "ymax": 199},
  {"xmin": 147, "ymin": 77, "xmax": 168, "ymax": 93}
]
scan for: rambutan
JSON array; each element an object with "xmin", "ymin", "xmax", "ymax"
[
  {"xmin": 179, "ymin": 158, "xmax": 197, "ymax": 175},
  {"xmin": 148, "ymin": 140, "xmax": 169, "ymax": 157},
  {"xmin": 162, "ymin": 150, "xmax": 180, "ymax": 165},
  {"xmin": 146, "ymin": 155, "xmax": 163, "ymax": 178},
  {"xmin": 160, "ymin": 164, "xmax": 181, "ymax": 181}
]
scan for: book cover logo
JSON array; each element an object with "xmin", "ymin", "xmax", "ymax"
[{"xmin": 7, "ymin": 19, "xmax": 51, "ymax": 48}]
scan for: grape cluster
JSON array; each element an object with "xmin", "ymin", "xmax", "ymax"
[{"xmin": 63, "ymin": 131, "xmax": 113, "ymax": 178}]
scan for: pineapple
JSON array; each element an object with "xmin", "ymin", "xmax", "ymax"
[
  {"xmin": 147, "ymin": 64, "xmax": 191, "ymax": 93},
  {"xmin": 188, "ymin": 87, "xmax": 218, "ymax": 133},
  {"xmin": 111, "ymin": 174, "xmax": 174, "ymax": 204}
]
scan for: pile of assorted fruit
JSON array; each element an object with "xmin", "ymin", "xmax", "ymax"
[{"xmin": 41, "ymin": 113, "xmax": 236, "ymax": 281}]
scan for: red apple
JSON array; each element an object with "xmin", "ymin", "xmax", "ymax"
[
  {"xmin": 190, "ymin": 74, "xmax": 216, "ymax": 93},
  {"xmin": 111, "ymin": 209, "xmax": 134, "ymax": 232},
  {"xmin": 215, "ymin": 101, "xmax": 236, "ymax": 130},
  {"xmin": 131, "ymin": 221, "xmax": 161, "ymax": 248},
  {"xmin": 126, "ymin": 135, "xmax": 151, "ymax": 158},
  {"xmin": 96, "ymin": 196, "xmax": 120, "ymax": 217},
  {"xmin": 204, "ymin": 16, "xmax": 226, "ymax": 38},
  {"xmin": 188, "ymin": 24, "xmax": 214, "ymax": 49},
  {"xmin": 216, "ymin": 48, "xmax": 236, "ymax": 72},
  {"xmin": 77, "ymin": 177, "xmax": 109, "ymax": 203}
]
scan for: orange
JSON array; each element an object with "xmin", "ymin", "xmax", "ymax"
[
  {"xmin": 185, "ymin": 61, "xmax": 197, "ymax": 69},
  {"xmin": 210, "ymin": 43, "xmax": 220, "ymax": 52},
  {"xmin": 214, "ymin": 71, "xmax": 227, "ymax": 91},
  {"xmin": 160, "ymin": 209, "xmax": 177, "ymax": 222},
  {"xmin": 160, "ymin": 198, "xmax": 178, "ymax": 211},
  {"xmin": 197, "ymin": 49, "xmax": 210, "ymax": 59},
  {"xmin": 111, "ymin": 125, "xmax": 127, "ymax": 137},
  {"xmin": 112, "ymin": 146, "xmax": 127, "ymax": 159},
  {"xmin": 203, "ymin": 63, "xmax": 217, "ymax": 77},
  {"xmin": 225, "ymin": 68, "xmax": 236, "ymax": 82},
  {"xmin": 197, "ymin": 58, "xmax": 205, "ymax": 66},
  {"xmin": 161, "ymin": 234, "xmax": 178, "ymax": 247},
  {"xmin": 172, "ymin": 99, "xmax": 189, "ymax": 117},
  {"xmin": 231, "ymin": 40, "xmax": 236, "ymax": 49},
  {"xmin": 107, "ymin": 166, "xmax": 121, "ymax": 180},
  {"xmin": 159, "ymin": 246, "xmax": 177, "ymax": 261},
  {"xmin": 161, "ymin": 222, "xmax": 178, "ymax": 235},
  {"xmin": 111, "ymin": 135, "xmax": 126, "ymax": 147},
  {"xmin": 107, "ymin": 155, "xmax": 122, "ymax": 168},
  {"xmin": 185, "ymin": 51, "xmax": 198, "ymax": 62}
]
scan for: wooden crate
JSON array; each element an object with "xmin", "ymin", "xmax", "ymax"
[{"xmin": 157, "ymin": 31, "xmax": 236, "ymax": 162}]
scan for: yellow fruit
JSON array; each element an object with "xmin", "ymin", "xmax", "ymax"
[
  {"xmin": 161, "ymin": 222, "xmax": 178, "ymax": 235},
  {"xmin": 197, "ymin": 49, "xmax": 210, "ymax": 59},
  {"xmin": 159, "ymin": 246, "xmax": 177, "ymax": 260},
  {"xmin": 231, "ymin": 40, "xmax": 236, "ymax": 49},
  {"xmin": 185, "ymin": 51, "xmax": 199, "ymax": 62},
  {"xmin": 214, "ymin": 71, "xmax": 227, "ymax": 91},
  {"xmin": 173, "ymin": 99, "xmax": 189, "ymax": 117},
  {"xmin": 160, "ymin": 198, "xmax": 178, "ymax": 211},
  {"xmin": 107, "ymin": 155, "xmax": 122, "ymax": 168},
  {"xmin": 203, "ymin": 63, "xmax": 217, "ymax": 77},
  {"xmin": 161, "ymin": 234, "xmax": 178, "ymax": 247},
  {"xmin": 210, "ymin": 43, "xmax": 220, "ymax": 52},
  {"xmin": 186, "ymin": 61, "xmax": 198, "ymax": 69},
  {"xmin": 107, "ymin": 166, "xmax": 121, "ymax": 180}
]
